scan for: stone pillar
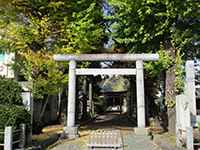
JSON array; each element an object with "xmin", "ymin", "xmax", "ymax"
[
  {"xmin": 186, "ymin": 127, "xmax": 194, "ymax": 150},
  {"xmin": 21, "ymin": 91, "xmax": 33, "ymax": 144},
  {"xmin": 83, "ymin": 77, "xmax": 87, "ymax": 94},
  {"xmin": 89, "ymin": 83, "xmax": 94, "ymax": 116},
  {"xmin": 185, "ymin": 61, "xmax": 196, "ymax": 125},
  {"xmin": 136, "ymin": 60, "xmax": 145, "ymax": 128},
  {"xmin": 82, "ymin": 77, "xmax": 87, "ymax": 119},
  {"xmin": 19, "ymin": 124, "xmax": 26, "ymax": 148},
  {"xmin": 65, "ymin": 60, "xmax": 78, "ymax": 138},
  {"xmin": 127, "ymin": 86, "xmax": 131, "ymax": 116},
  {"xmin": 176, "ymin": 94, "xmax": 191, "ymax": 147},
  {"xmin": 176, "ymin": 95, "xmax": 182, "ymax": 147},
  {"xmin": 4, "ymin": 126, "xmax": 12, "ymax": 150}
]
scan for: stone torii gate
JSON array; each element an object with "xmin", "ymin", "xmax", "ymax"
[{"xmin": 54, "ymin": 54, "xmax": 159, "ymax": 138}]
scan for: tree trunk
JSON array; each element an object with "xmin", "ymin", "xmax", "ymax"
[
  {"xmin": 164, "ymin": 40, "xmax": 177, "ymax": 133},
  {"xmin": 39, "ymin": 95, "xmax": 50, "ymax": 123},
  {"xmin": 57, "ymin": 90, "xmax": 61, "ymax": 121}
]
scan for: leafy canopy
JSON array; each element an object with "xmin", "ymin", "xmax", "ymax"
[
  {"xmin": 0, "ymin": 0, "xmax": 107, "ymax": 99},
  {"xmin": 108, "ymin": 0, "xmax": 199, "ymax": 57}
]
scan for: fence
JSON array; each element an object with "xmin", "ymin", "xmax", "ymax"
[
  {"xmin": 88, "ymin": 130, "xmax": 123, "ymax": 150},
  {"xmin": 0, "ymin": 130, "xmax": 4, "ymax": 148},
  {"xmin": 0, "ymin": 124, "xmax": 26, "ymax": 150}
]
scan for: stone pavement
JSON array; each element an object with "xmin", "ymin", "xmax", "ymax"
[
  {"xmin": 50, "ymin": 113, "xmax": 161, "ymax": 150},
  {"xmin": 50, "ymin": 130, "xmax": 160, "ymax": 150},
  {"xmin": 123, "ymin": 133, "xmax": 160, "ymax": 150}
]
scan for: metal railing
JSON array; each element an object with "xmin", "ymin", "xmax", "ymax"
[{"xmin": 0, "ymin": 130, "xmax": 4, "ymax": 147}]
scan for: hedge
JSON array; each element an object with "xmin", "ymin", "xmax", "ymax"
[
  {"xmin": 0, "ymin": 105, "xmax": 31, "ymax": 142},
  {"xmin": 0, "ymin": 77, "xmax": 23, "ymax": 105}
]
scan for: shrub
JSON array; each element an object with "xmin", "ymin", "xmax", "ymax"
[
  {"xmin": 0, "ymin": 77, "xmax": 23, "ymax": 105},
  {"xmin": 0, "ymin": 105, "xmax": 31, "ymax": 142},
  {"xmin": 0, "ymin": 105, "xmax": 31, "ymax": 128}
]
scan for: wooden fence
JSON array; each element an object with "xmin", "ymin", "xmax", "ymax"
[{"xmin": 0, "ymin": 124, "xmax": 26, "ymax": 150}]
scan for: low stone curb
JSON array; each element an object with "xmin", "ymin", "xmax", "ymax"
[{"xmin": 25, "ymin": 133, "xmax": 60, "ymax": 150}]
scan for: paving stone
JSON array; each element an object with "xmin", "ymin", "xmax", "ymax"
[
  {"xmin": 50, "ymin": 113, "xmax": 160, "ymax": 150},
  {"xmin": 51, "ymin": 131, "xmax": 160, "ymax": 150}
]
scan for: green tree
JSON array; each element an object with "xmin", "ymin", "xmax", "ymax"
[
  {"xmin": 108, "ymin": 0, "xmax": 199, "ymax": 132},
  {"xmin": 0, "ymin": 0, "xmax": 106, "ymax": 128},
  {"xmin": 0, "ymin": 0, "xmax": 106, "ymax": 98}
]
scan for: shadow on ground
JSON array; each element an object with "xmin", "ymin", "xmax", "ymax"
[{"xmin": 80, "ymin": 111, "xmax": 137, "ymax": 131}]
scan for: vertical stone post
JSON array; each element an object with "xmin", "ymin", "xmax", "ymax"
[
  {"xmin": 176, "ymin": 94, "xmax": 191, "ymax": 147},
  {"xmin": 176, "ymin": 95, "xmax": 182, "ymax": 147},
  {"xmin": 4, "ymin": 126, "xmax": 12, "ymax": 150},
  {"xmin": 30, "ymin": 93, "xmax": 33, "ymax": 144},
  {"xmin": 67, "ymin": 60, "xmax": 76, "ymax": 127},
  {"xmin": 136, "ymin": 60, "xmax": 145, "ymax": 128},
  {"xmin": 127, "ymin": 88, "xmax": 131, "ymax": 116},
  {"xmin": 185, "ymin": 61, "xmax": 196, "ymax": 125},
  {"xmin": 19, "ymin": 124, "xmax": 26, "ymax": 148},
  {"xmin": 21, "ymin": 91, "xmax": 33, "ymax": 144},
  {"xmin": 89, "ymin": 83, "xmax": 94, "ymax": 116},
  {"xmin": 82, "ymin": 77, "xmax": 87, "ymax": 119},
  {"xmin": 65, "ymin": 60, "xmax": 78, "ymax": 138},
  {"xmin": 186, "ymin": 127, "xmax": 194, "ymax": 150},
  {"xmin": 83, "ymin": 78, "xmax": 87, "ymax": 94}
]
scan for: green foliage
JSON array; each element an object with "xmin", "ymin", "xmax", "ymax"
[
  {"xmin": 0, "ymin": 77, "xmax": 23, "ymax": 105},
  {"xmin": 175, "ymin": 49, "xmax": 184, "ymax": 94},
  {"xmin": 0, "ymin": 105, "xmax": 31, "ymax": 142},
  {"xmin": 0, "ymin": 105, "xmax": 30, "ymax": 128},
  {"xmin": 1, "ymin": 0, "xmax": 106, "ymax": 54},
  {"xmin": 165, "ymin": 98, "xmax": 176, "ymax": 108},
  {"xmin": 108, "ymin": 0, "xmax": 199, "ymax": 57},
  {"xmin": 17, "ymin": 52, "xmax": 67, "ymax": 99},
  {"xmin": 144, "ymin": 45, "xmax": 184, "ymax": 94},
  {"xmin": 144, "ymin": 47, "xmax": 173, "ymax": 77},
  {"xmin": 0, "ymin": 77, "xmax": 30, "ymax": 142},
  {"xmin": 0, "ymin": 0, "xmax": 106, "ymax": 100},
  {"xmin": 198, "ymin": 122, "xmax": 200, "ymax": 132},
  {"xmin": 59, "ymin": 1, "xmax": 106, "ymax": 53},
  {"xmin": 108, "ymin": 0, "xmax": 198, "ymax": 111}
]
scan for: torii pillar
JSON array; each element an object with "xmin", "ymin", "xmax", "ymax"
[
  {"xmin": 64, "ymin": 60, "xmax": 78, "ymax": 138},
  {"xmin": 136, "ymin": 60, "xmax": 145, "ymax": 128}
]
